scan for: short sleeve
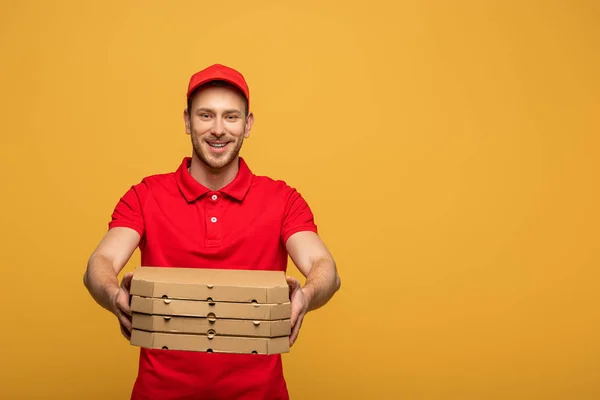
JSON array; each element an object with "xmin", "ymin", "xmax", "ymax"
[
  {"xmin": 108, "ymin": 181, "xmax": 147, "ymax": 237},
  {"xmin": 281, "ymin": 187, "xmax": 318, "ymax": 244}
]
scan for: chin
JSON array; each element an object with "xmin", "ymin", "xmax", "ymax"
[
  {"xmin": 191, "ymin": 136, "xmax": 243, "ymax": 171},
  {"xmin": 198, "ymin": 151, "xmax": 237, "ymax": 170},
  {"xmin": 206, "ymin": 158, "xmax": 233, "ymax": 170}
]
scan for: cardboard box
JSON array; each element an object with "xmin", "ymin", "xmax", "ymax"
[
  {"xmin": 131, "ymin": 329, "xmax": 290, "ymax": 354},
  {"xmin": 130, "ymin": 266, "xmax": 289, "ymax": 304},
  {"xmin": 128, "ymin": 266, "xmax": 292, "ymax": 355},
  {"xmin": 132, "ymin": 313, "xmax": 291, "ymax": 337},
  {"xmin": 130, "ymin": 296, "xmax": 291, "ymax": 320}
]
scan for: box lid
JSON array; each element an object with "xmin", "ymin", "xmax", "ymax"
[
  {"xmin": 130, "ymin": 266, "xmax": 289, "ymax": 304},
  {"xmin": 130, "ymin": 329, "xmax": 290, "ymax": 355},
  {"xmin": 131, "ymin": 295, "xmax": 291, "ymax": 320},
  {"xmin": 132, "ymin": 313, "xmax": 291, "ymax": 338}
]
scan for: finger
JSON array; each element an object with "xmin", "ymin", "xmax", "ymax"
[
  {"xmin": 289, "ymin": 293, "xmax": 303, "ymax": 328},
  {"xmin": 120, "ymin": 322, "xmax": 130, "ymax": 337},
  {"xmin": 290, "ymin": 314, "xmax": 304, "ymax": 346},
  {"xmin": 118, "ymin": 314, "xmax": 132, "ymax": 332},
  {"xmin": 117, "ymin": 310, "xmax": 132, "ymax": 332},
  {"xmin": 290, "ymin": 306, "xmax": 297, "ymax": 329},
  {"xmin": 120, "ymin": 322, "xmax": 131, "ymax": 340},
  {"xmin": 117, "ymin": 294, "xmax": 133, "ymax": 317}
]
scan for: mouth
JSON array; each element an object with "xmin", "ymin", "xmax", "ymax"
[{"xmin": 206, "ymin": 141, "xmax": 232, "ymax": 153}]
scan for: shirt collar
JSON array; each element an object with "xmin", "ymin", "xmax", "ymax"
[{"xmin": 175, "ymin": 157, "xmax": 253, "ymax": 203}]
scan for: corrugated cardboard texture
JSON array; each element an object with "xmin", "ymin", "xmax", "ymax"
[
  {"xmin": 131, "ymin": 296, "xmax": 291, "ymax": 320},
  {"xmin": 131, "ymin": 329, "xmax": 290, "ymax": 354},
  {"xmin": 130, "ymin": 266, "xmax": 289, "ymax": 304},
  {"xmin": 132, "ymin": 313, "xmax": 291, "ymax": 337}
]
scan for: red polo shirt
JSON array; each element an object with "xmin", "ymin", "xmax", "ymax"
[{"xmin": 108, "ymin": 157, "xmax": 318, "ymax": 400}]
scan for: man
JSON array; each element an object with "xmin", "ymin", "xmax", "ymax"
[{"xmin": 83, "ymin": 64, "xmax": 341, "ymax": 400}]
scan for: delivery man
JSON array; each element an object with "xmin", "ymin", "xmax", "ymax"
[{"xmin": 83, "ymin": 63, "xmax": 341, "ymax": 400}]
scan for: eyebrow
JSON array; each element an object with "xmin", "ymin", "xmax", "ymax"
[{"xmin": 195, "ymin": 108, "xmax": 242, "ymax": 114}]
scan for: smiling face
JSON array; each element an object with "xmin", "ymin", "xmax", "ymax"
[{"xmin": 184, "ymin": 82, "xmax": 253, "ymax": 171}]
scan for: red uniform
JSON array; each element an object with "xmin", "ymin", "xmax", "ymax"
[{"xmin": 109, "ymin": 156, "xmax": 317, "ymax": 400}]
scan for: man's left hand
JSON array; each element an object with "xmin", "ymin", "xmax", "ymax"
[{"xmin": 286, "ymin": 276, "xmax": 308, "ymax": 347}]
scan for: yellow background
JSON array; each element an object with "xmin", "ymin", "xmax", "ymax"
[{"xmin": 1, "ymin": 0, "xmax": 598, "ymax": 399}]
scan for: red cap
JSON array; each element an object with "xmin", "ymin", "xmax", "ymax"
[{"xmin": 186, "ymin": 64, "xmax": 250, "ymax": 109}]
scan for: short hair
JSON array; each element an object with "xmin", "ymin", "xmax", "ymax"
[{"xmin": 187, "ymin": 80, "xmax": 249, "ymax": 117}]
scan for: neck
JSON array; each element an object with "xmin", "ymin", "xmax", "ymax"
[{"xmin": 189, "ymin": 153, "xmax": 240, "ymax": 191}]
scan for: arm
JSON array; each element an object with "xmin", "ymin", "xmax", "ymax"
[
  {"xmin": 285, "ymin": 230, "xmax": 341, "ymax": 345},
  {"xmin": 286, "ymin": 231, "xmax": 341, "ymax": 311},
  {"xmin": 83, "ymin": 227, "xmax": 141, "ymax": 338}
]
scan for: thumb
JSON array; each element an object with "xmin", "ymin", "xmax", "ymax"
[
  {"xmin": 286, "ymin": 275, "xmax": 300, "ymax": 290},
  {"xmin": 121, "ymin": 272, "xmax": 134, "ymax": 291},
  {"xmin": 286, "ymin": 276, "xmax": 300, "ymax": 299}
]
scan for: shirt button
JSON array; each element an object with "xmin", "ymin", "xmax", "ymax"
[
  {"xmin": 210, "ymin": 217, "xmax": 217, "ymax": 223},
  {"xmin": 211, "ymin": 194, "xmax": 218, "ymax": 201}
]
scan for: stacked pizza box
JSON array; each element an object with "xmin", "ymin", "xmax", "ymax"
[{"xmin": 129, "ymin": 266, "xmax": 291, "ymax": 355}]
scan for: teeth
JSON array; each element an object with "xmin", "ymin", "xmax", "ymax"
[{"xmin": 209, "ymin": 143, "xmax": 227, "ymax": 148}]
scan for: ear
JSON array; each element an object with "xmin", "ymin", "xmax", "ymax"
[
  {"xmin": 183, "ymin": 109, "xmax": 191, "ymax": 135},
  {"xmin": 244, "ymin": 112, "xmax": 254, "ymax": 139}
]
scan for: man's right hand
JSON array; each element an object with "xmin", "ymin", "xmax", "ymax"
[{"xmin": 111, "ymin": 272, "xmax": 134, "ymax": 340}]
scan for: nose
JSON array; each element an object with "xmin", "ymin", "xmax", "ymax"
[{"xmin": 212, "ymin": 117, "xmax": 225, "ymax": 136}]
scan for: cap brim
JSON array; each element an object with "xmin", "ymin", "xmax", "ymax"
[{"xmin": 187, "ymin": 77, "xmax": 248, "ymax": 101}]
